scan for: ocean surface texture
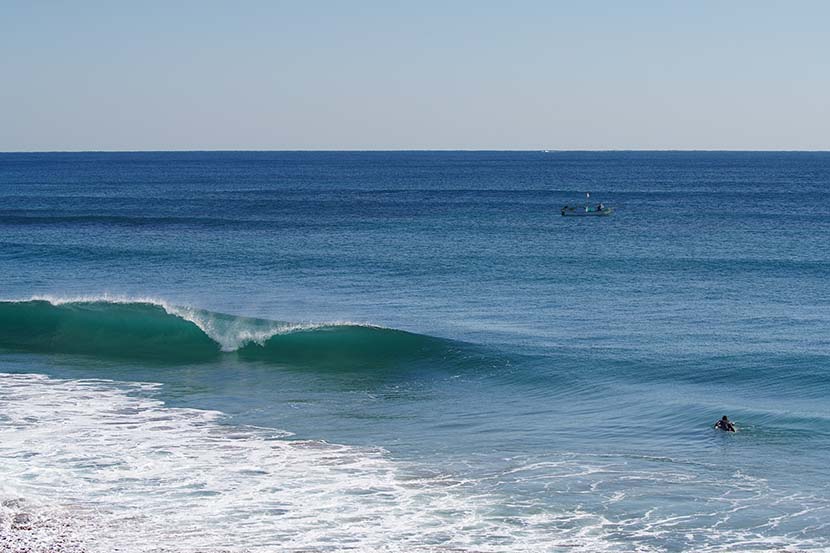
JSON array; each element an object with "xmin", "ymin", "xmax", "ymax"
[{"xmin": 1, "ymin": 151, "xmax": 828, "ymax": 552}]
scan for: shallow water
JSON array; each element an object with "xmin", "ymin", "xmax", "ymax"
[{"xmin": 1, "ymin": 151, "xmax": 829, "ymax": 551}]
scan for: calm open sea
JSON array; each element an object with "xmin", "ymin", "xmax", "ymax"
[{"xmin": 1, "ymin": 151, "xmax": 829, "ymax": 552}]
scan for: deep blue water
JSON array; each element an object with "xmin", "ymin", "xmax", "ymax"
[{"xmin": 1, "ymin": 151, "xmax": 829, "ymax": 552}]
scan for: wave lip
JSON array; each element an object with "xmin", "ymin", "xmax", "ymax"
[{"xmin": 0, "ymin": 297, "xmax": 453, "ymax": 367}]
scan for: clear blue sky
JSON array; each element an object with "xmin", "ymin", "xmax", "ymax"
[{"xmin": 2, "ymin": 1, "xmax": 828, "ymax": 150}]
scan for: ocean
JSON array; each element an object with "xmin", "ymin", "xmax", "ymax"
[{"xmin": 1, "ymin": 151, "xmax": 828, "ymax": 552}]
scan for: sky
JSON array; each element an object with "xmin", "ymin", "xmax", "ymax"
[{"xmin": 1, "ymin": 1, "xmax": 829, "ymax": 151}]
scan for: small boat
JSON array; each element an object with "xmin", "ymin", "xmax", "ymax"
[
  {"xmin": 561, "ymin": 205, "xmax": 613, "ymax": 217},
  {"xmin": 561, "ymin": 193, "xmax": 613, "ymax": 217}
]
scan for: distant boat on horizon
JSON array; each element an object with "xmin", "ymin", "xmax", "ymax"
[{"xmin": 561, "ymin": 192, "xmax": 613, "ymax": 217}]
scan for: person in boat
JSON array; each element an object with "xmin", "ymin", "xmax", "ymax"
[
  {"xmin": 597, "ymin": 203, "xmax": 605, "ymax": 211},
  {"xmin": 714, "ymin": 415, "xmax": 736, "ymax": 432}
]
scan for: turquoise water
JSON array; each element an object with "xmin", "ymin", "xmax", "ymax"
[{"xmin": 1, "ymin": 151, "xmax": 829, "ymax": 551}]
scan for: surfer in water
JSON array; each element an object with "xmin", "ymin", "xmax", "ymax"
[{"xmin": 714, "ymin": 415, "xmax": 736, "ymax": 432}]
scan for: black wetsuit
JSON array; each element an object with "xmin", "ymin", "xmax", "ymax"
[{"xmin": 714, "ymin": 420, "xmax": 735, "ymax": 432}]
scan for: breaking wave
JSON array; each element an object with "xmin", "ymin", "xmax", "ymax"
[{"xmin": 0, "ymin": 297, "xmax": 456, "ymax": 367}]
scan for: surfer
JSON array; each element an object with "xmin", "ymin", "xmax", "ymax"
[{"xmin": 713, "ymin": 415, "xmax": 736, "ymax": 432}]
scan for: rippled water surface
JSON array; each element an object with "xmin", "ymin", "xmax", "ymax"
[{"xmin": 1, "ymin": 151, "xmax": 829, "ymax": 551}]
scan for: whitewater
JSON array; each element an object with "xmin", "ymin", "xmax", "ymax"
[
  {"xmin": 2, "ymin": 373, "xmax": 550, "ymax": 553},
  {"xmin": 3, "ymin": 368, "xmax": 824, "ymax": 553}
]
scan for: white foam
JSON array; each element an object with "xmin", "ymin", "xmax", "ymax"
[
  {"xmin": 1, "ymin": 372, "xmax": 825, "ymax": 552},
  {"xmin": 165, "ymin": 304, "xmax": 370, "ymax": 352},
  {"xmin": 0, "ymin": 372, "xmax": 595, "ymax": 552}
]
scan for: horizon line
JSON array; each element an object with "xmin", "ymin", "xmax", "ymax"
[{"xmin": 2, "ymin": 148, "xmax": 830, "ymax": 154}]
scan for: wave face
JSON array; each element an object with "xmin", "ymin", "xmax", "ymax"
[{"xmin": 0, "ymin": 299, "xmax": 456, "ymax": 367}]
